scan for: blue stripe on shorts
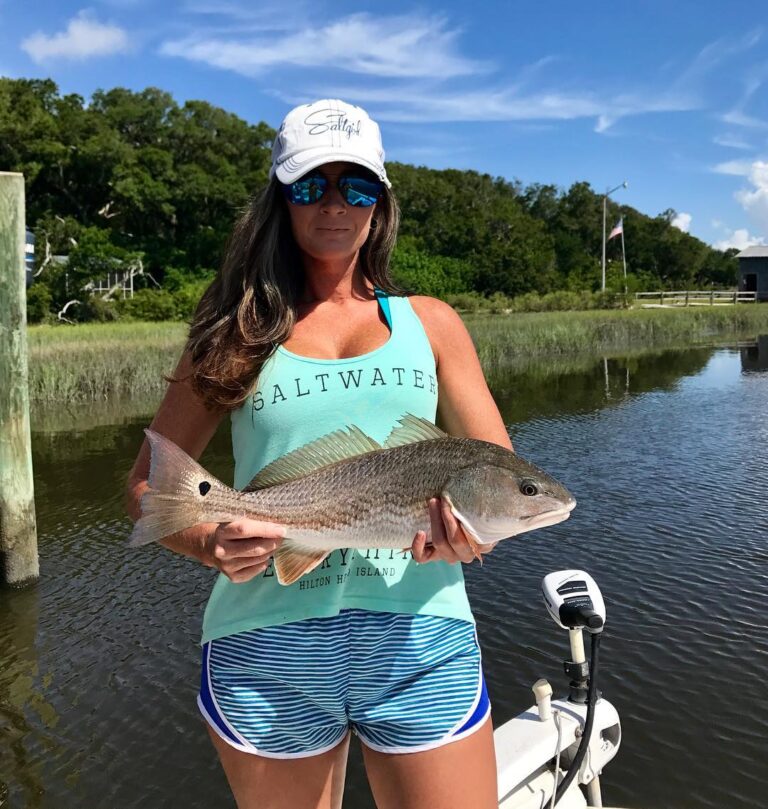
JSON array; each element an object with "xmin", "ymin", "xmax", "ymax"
[{"xmin": 197, "ymin": 609, "xmax": 490, "ymax": 758}]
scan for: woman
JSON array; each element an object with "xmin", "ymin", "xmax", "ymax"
[{"xmin": 126, "ymin": 99, "xmax": 512, "ymax": 809}]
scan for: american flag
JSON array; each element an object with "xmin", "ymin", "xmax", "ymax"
[{"xmin": 608, "ymin": 217, "xmax": 623, "ymax": 240}]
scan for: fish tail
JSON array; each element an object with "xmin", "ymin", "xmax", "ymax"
[{"xmin": 128, "ymin": 429, "xmax": 231, "ymax": 547}]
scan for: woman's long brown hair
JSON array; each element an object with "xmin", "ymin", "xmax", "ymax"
[{"xmin": 184, "ymin": 177, "xmax": 401, "ymax": 411}]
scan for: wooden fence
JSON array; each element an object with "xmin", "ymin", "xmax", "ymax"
[{"xmin": 636, "ymin": 290, "xmax": 758, "ymax": 306}]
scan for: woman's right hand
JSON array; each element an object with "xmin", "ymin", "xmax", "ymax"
[{"xmin": 205, "ymin": 519, "xmax": 286, "ymax": 583}]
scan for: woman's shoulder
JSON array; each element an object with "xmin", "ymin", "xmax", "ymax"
[
  {"xmin": 407, "ymin": 295, "xmax": 467, "ymax": 333},
  {"xmin": 404, "ymin": 296, "xmax": 472, "ymax": 359}
]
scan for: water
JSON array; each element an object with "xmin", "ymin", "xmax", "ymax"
[{"xmin": 2, "ymin": 341, "xmax": 768, "ymax": 808}]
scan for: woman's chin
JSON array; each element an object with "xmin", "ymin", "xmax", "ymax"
[{"xmin": 304, "ymin": 238, "xmax": 365, "ymax": 263}]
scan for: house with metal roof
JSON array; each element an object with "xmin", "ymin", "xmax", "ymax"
[{"xmin": 736, "ymin": 245, "xmax": 768, "ymax": 301}]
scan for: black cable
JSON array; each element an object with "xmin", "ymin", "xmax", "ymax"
[{"xmin": 554, "ymin": 632, "xmax": 601, "ymax": 806}]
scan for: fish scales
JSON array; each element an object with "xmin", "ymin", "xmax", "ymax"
[{"xmin": 237, "ymin": 439, "xmax": 514, "ymax": 548}]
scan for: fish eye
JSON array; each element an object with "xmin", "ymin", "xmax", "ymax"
[
  {"xmin": 520, "ymin": 480, "xmax": 539, "ymax": 497},
  {"xmin": 199, "ymin": 481, "xmax": 211, "ymax": 496}
]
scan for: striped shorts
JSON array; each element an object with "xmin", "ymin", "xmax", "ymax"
[{"xmin": 198, "ymin": 609, "xmax": 490, "ymax": 758}]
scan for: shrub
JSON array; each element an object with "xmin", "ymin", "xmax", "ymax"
[
  {"xmin": 26, "ymin": 283, "xmax": 53, "ymax": 323},
  {"xmin": 79, "ymin": 295, "xmax": 121, "ymax": 322},
  {"xmin": 444, "ymin": 291, "xmax": 488, "ymax": 312},
  {"xmin": 174, "ymin": 278, "xmax": 211, "ymax": 320},
  {"xmin": 117, "ymin": 288, "xmax": 178, "ymax": 321}
]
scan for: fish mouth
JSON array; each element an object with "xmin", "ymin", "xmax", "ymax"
[
  {"xmin": 450, "ymin": 498, "xmax": 576, "ymax": 543},
  {"xmin": 521, "ymin": 500, "xmax": 576, "ymax": 531}
]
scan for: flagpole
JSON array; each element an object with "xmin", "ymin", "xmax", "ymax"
[
  {"xmin": 621, "ymin": 224, "xmax": 627, "ymax": 296},
  {"xmin": 601, "ymin": 181, "xmax": 628, "ymax": 292}
]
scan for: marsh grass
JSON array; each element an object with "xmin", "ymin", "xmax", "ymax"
[
  {"xmin": 26, "ymin": 307, "xmax": 768, "ymax": 405},
  {"xmin": 28, "ymin": 322, "xmax": 187, "ymax": 404},
  {"xmin": 466, "ymin": 306, "xmax": 768, "ymax": 373}
]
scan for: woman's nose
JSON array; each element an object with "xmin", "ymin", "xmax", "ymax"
[{"xmin": 320, "ymin": 181, "xmax": 347, "ymax": 211}]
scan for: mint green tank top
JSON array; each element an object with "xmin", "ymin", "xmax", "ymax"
[{"xmin": 200, "ymin": 294, "xmax": 474, "ymax": 643}]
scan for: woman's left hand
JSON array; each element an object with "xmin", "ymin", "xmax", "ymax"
[{"xmin": 411, "ymin": 497, "xmax": 498, "ymax": 564}]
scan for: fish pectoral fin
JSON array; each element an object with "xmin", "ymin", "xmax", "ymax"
[
  {"xmin": 273, "ymin": 544, "xmax": 330, "ymax": 586},
  {"xmin": 458, "ymin": 525, "xmax": 484, "ymax": 563},
  {"xmin": 442, "ymin": 493, "xmax": 487, "ymax": 563}
]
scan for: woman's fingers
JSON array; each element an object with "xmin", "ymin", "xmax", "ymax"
[
  {"xmin": 224, "ymin": 560, "xmax": 271, "ymax": 583},
  {"xmin": 411, "ymin": 530, "xmax": 435, "ymax": 563},
  {"xmin": 427, "ymin": 497, "xmax": 470, "ymax": 564},
  {"xmin": 437, "ymin": 498, "xmax": 476, "ymax": 563},
  {"xmin": 210, "ymin": 518, "xmax": 285, "ymax": 580},
  {"xmin": 412, "ymin": 498, "xmax": 490, "ymax": 565},
  {"xmin": 215, "ymin": 518, "xmax": 286, "ymax": 542},
  {"xmin": 426, "ymin": 498, "xmax": 458, "ymax": 564},
  {"xmin": 213, "ymin": 536, "xmax": 279, "ymax": 561}
]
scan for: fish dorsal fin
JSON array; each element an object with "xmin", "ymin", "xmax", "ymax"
[
  {"xmin": 244, "ymin": 425, "xmax": 382, "ymax": 491},
  {"xmin": 383, "ymin": 414, "xmax": 447, "ymax": 449}
]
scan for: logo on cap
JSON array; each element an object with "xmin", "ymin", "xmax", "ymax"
[{"xmin": 304, "ymin": 108, "xmax": 362, "ymax": 139}]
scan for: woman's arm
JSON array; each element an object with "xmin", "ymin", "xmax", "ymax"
[
  {"xmin": 410, "ymin": 296, "xmax": 512, "ymax": 449},
  {"xmin": 409, "ymin": 296, "xmax": 513, "ymax": 564},
  {"xmin": 125, "ymin": 350, "xmax": 284, "ymax": 581}
]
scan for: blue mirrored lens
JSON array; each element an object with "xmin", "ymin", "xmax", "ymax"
[
  {"xmin": 339, "ymin": 176, "xmax": 382, "ymax": 207},
  {"xmin": 286, "ymin": 176, "xmax": 327, "ymax": 204},
  {"xmin": 283, "ymin": 174, "xmax": 382, "ymax": 206}
]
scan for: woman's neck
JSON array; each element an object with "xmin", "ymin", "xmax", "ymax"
[{"xmin": 300, "ymin": 252, "xmax": 372, "ymax": 304}]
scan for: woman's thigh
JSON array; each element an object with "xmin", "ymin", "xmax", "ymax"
[
  {"xmin": 361, "ymin": 717, "xmax": 497, "ymax": 809},
  {"xmin": 207, "ymin": 725, "xmax": 350, "ymax": 809}
]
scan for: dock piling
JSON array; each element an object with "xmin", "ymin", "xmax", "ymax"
[{"xmin": 0, "ymin": 172, "xmax": 39, "ymax": 587}]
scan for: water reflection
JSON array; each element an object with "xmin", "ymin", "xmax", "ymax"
[
  {"xmin": 740, "ymin": 334, "xmax": 768, "ymax": 373},
  {"xmin": 0, "ymin": 584, "xmax": 53, "ymax": 808},
  {"xmin": 488, "ymin": 346, "xmax": 714, "ymax": 424}
]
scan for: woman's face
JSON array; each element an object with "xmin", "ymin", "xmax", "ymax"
[{"xmin": 284, "ymin": 161, "xmax": 378, "ymax": 264}]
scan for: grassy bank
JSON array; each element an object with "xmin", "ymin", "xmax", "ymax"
[
  {"xmin": 26, "ymin": 305, "xmax": 768, "ymax": 404},
  {"xmin": 28, "ymin": 322, "xmax": 187, "ymax": 403},
  {"xmin": 467, "ymin": 305, "xmax": 768, "ymax": 372}
]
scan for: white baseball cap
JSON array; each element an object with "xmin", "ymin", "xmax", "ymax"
[{"xmin": 270, "ymin": 99, "xmax": 391, "ymax": 188}]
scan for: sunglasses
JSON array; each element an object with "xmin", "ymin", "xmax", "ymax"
[{"xmin": 282, "ymin": 172, "xmax": 384, "ymax": 207}]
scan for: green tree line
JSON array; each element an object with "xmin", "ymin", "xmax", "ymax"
[{"xmin": 0, "ymin": 78, "xmax": 738, "ymax": 322}]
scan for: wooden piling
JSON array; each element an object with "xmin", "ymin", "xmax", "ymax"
[{"xmin": 0, "ymin": 172, "xmax": 39, "ymax": 587}]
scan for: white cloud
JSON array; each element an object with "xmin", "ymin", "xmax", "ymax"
[
  {"xmin": 160, "ymin": 11, "xmax": 700, "ymax": 130},
  {"xmin": 299, "ymin": 82, "xmax": 604, "ymax": 123},
  {"xmin": 721, "ymin": 109, "xmax": 768, "ymax": 129},
  {"xmin": 593, "ymin": 91, "xmax": 696, "ymax": 133},
  {"xmin": 274, "ymin": 81, "xmax": 697, "ymax": 129},
  {"xmin": 734, "ymin": 160, "xmax": 768, "ymax": 233},
  {"xmin": 671, "ymin": 212, "xmax": 692, "ymax": 232},
  {"xmin": 713, "ymin": 133, "xmax": 752, "ymax": 150},
  {"xmin": 21, "ymin": 11, "xmax": 130, "ymax": 63},
  {"xmin": 179, "ymin": 0, "xmax": 310, "ymax": 34},
  {"xmin": 721, "ymin": 73, "xmax": 768, "ymax": 129},
  {"xmin": 160, "ymin": 13, "xmax": 490, "ymax": 80},
  {"xmin": 713, "ymin": 228, "xmax": 765, "ymax": 251},
  {"xmin": 712, "ymin": 159, "xmax": 753, "ymax": 176},
  {"xmin": 158, "ymin": 14, "xmax": 754, "ymax": 133}
]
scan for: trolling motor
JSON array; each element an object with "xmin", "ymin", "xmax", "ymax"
[
  {"xmin": 541, "ymin": 571, "xmax": 607, "ymax": 807},
  {"xmin": 495, "ymin": 570, "xmax": 620, "ymax": 809},
  {"xmin": 542, "ymin": 570, "xmax": 605, "ymax": 705}
]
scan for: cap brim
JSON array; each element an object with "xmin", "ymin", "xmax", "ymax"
[{"xmin": 273, "ymin": 148, "xmax": 391, "ymax": 188}]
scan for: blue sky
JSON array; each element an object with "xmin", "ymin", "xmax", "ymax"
[{"xmin": 3, "ymin": 0, "xmax": 768, "ymax": 250}]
